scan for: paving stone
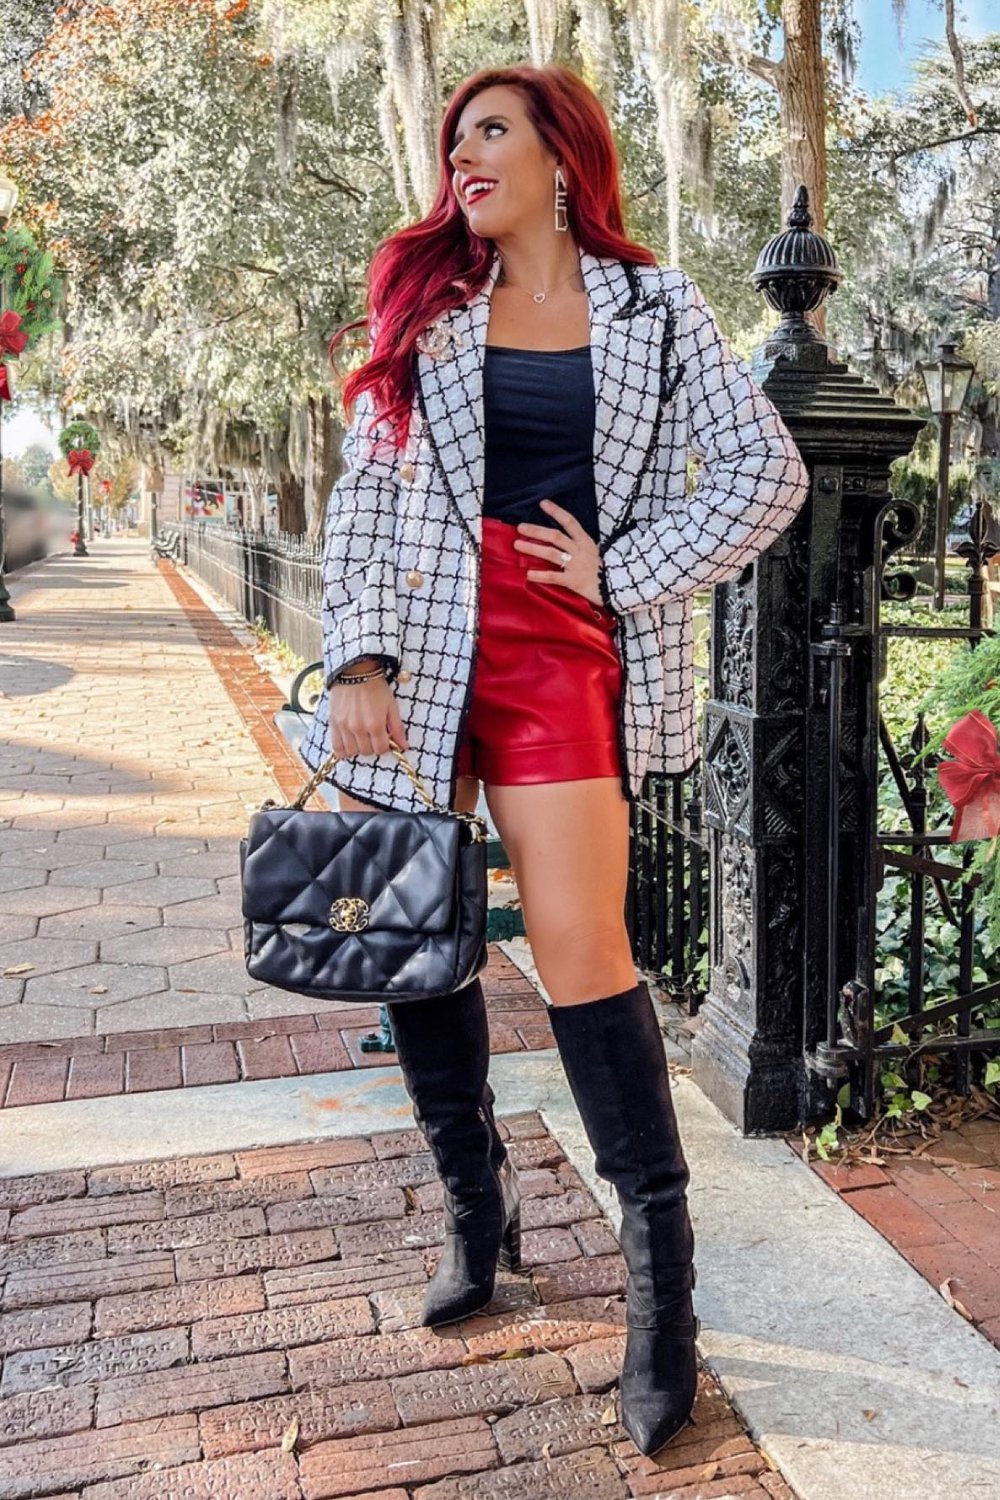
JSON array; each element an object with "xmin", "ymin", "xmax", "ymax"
[
  {"xmin": 192, "ymin": 1295, "xmax": 375, "ymax": 1358},
  {"xmin": 0, "ymin": 1384, "xmax": 94, "ymax": 1448},
  {"xmin": 48, "ymin": 859, "xmax": 158, "ymax": 887},
  {"xmin": 521, "ymin": 1190, "xmax": 601, "ymax": 1230},
  {"xmin": 80, "ymin": 1447, "xmax": 302, "ymax": 1500},
  {"xmin": 106, "ymin": 1205, "xmax": 267, "ymax": 1254},
  {"xmin": 0, "ymin": 937, "xmax": 96, "ymax": 976},
  {"xmin": 9, "ymin": 1189, "xmax": 164, "ymax": 1239},
  {"xmin": 0, "ymin": 1227, "xmax": 105, "ymax": 1275},
  {"xmin": 370, "ymin": 1128, "xmax": 425, "ymax": 1159},
  {"xmin": 0, "ymin": 1412, "xmax": 199, "ymax": 1498},
  {"xmin": 235, "ymin": 1138, "xmax": 374, "ymax": 1177},
  {"xmin": 572, "ymin": 1220, "xmax": 621, "ymax": 1258},
  {"xmin": 96, "ymin": 1349, "xmax": 287, "ymax": 1427},
  {"xmin": 87, "ymin": 1153, "xmax": 236, "ymax": 1196},
  {"xmin": 336, "ymin": 1213, "xmax": 445, "ymax": 1258},
  {"xmin": 100, "ymin": 927, "xmax": 229, "ymax": 965},
  {"xmin": 263, "ymin": 1250, "xmax": 426, "ymax": 1309},
  {"xmin": 298, "ymin": 1414, "xmax": 497, "ymax": 1498},
  {"xmin": 373, "ymin": 1275, "xmax": 535, "ymax": 1334},
  {"xmin": 95, "ymin": 1274, "xmax": 267, "ymax": 1338},
  {"xmin": 3, "ymin": 1252, "xmax": 175, "ymax": 1310},
  {"xmin": 412, "ymin": 1446, "xmax": 627, "ymax": 1500},
  {"xmin": 162, "ymin": 894, "xmax": 243, "ymax": 927},
  {"xmin": 37, "ymin": 907, "xmax": 161, "ymax": 941},
  {"xmin": 392, "ymin": 1352, "xmax": 574, "ymax": 1426},
  {"xmin": 0, "ymin": 886, "xmax": 100, "ymax": 916},
  {"xmin": 520, "ymin": 1226, "xmax": 585, "ymax": 1266},
  {"xmin": 168, "ymin": 952, "xmax": 256, "ymax": 992},
  {"xmin": 5, "ymin": 1055, "xmax": 69, "ymax": 1105},
  {"xmin": 23, "ymin": 963, "xmax": 168, "ymax": 1009},
  {"xmin": 96, "ymin": 992, "xmax": 247, "ymax": 1031},
  {"xmin": 0, "ymin": 1301, "xmax": 92, "ymax": 1355},
  {"xmin": 311, "ymin": 1153, "xmax": 438, "ymax": 1195},
  {"xmin": 533, "ymin": 1254, "xmax": 627, "ymax": 1304},
  {"xmin": 265, "ymin": 1188, "xmax": 407, "ymax": 1234},
  {"xmin": 459, "ymin": 1299, "xmax": 626, "ymax": 1359},
  {"xmin": 1, "ymin": 1326, "xmax": 188, "ymax": 1395},
  {"xmin": 165, "ymin": 1170, "xmax": 313, "ymax": 1217},
  {"xmin": 181, "ymin": 1040, "xmax": 241, "ymax": 1084},
  {"xmin": 175, "ymin": 1228, "xmax": 337, "ymax": 1281},
  {"xmin": 200, "ymin": 1377, "xmax": 399, "ymax": 1457},
  {"xmin": 563, "ymin": 1335, "xmax": 626, "ymax": 1393},
  {"xmin": 66, "ymin": 1052, "xmax": 126, "ymax": 1099},
  {"xmin": 288, "ymin": 1326, "xmax": 464, "ymax": 1390},
  {"xmin": 492, "ymin": 1389, "xmax": 628, "ymax": 1461},
  {"xmin": 104, "ymin": 876, "xmax": 217, "ymax": 906}
]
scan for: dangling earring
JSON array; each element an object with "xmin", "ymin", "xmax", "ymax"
[{"xmin": 554, "ymin": 167, "xmax": 568, "ymax": 233}]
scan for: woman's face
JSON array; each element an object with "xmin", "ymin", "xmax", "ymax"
[{"xmin": 448, "ymin": 84, "xmax": 560, "ymax": 237}]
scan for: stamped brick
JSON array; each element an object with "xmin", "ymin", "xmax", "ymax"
[
  {"xmin": 1, "ymin": 1326, "xmax": 188, "ymax": 1396},
  {"xmin": 95, "ymin": 1274, "xmax": 267, "ymax": 1338},
  {"xmin": 311, "ymin": 1154, "xmax": 438, "ymax": 1195},
  {"xmin": 0, "ymin": 1228, "xmax": 107, "ymax": 1275},
  {"xmin": 234, "ymin": 1137, "xmax": 374, "ymax": 1177},
  {"xmin": 0, "ymin": 1385, "xmax": 94, "ymax": 1448},
  {"xmin": 264, "ymin": 1250, "xmax": 425, "ymax": 1309},
  {"xmin": 4, "ymin": 1251, "xmax": 175, "ymax": 1310},
  {"xmin": 96, "ymin": 1349, "xmax": 287, "ymax": 1427},
  {"xmin": 87, "ymin": 1154, "xmax": 236, "ymax": 1196},
  {"xmin": 106, "ymin": 1205, "xmax": 266, "ymax": 1254},
  {"xmin": 626, "ymin": 1447, "xmax": 763, "ymax": 1496},
  {"xmin": 392, "ymin": 1351, "xmax": 574, "ymax": 1425},
  {"xmin": 521, "ymin": 1190, "xmax": 600, "ymax": 1231},
  {"xmin": 520, "ymin": 1226, "xmax": 584, "ymax": 1266},
  {"xmin": 493, "ymin": 1389, "xmax": 628, "ymax": 1461},
  {"xmin": 176, "ymin": 1228, "xmax": 336, "ymax": 1281},
  {"xmin": 534, "ymin": 1254, "xmax": 627, "ymax": 1304},
  {"xmin": 412, "ymin": 1445, "xmax": 626, "ymax": 1499},
  {"xmin": 165, "ymin": 1171, "xmax": 313, "ymax": 1217},
  {"xmin": 336, "ymin": 1213, "xmax": 444, "ymax": 1258},
  {"xmin": 288, "ymin": 1326, "xmax": 463, "ymax": 1390},
  {"xmin": 572, "ymin": 1220, "xmax": 620, "ymax": 1258},
  {"xmin": 564, "ymin": 1334, "xmax": 626, "ymax": 1392},
  {"xmin": 0, "ymin": 1301, "xmax": 91, "ymax": 1354},
  {"xmin": 460, "ymin": 1298, "xmax": 626, "ymax": 1359},
  {"xmin": 299, "ymin": 1414, "xmax": 497, "ymax": 1498},
  {"xmin": 506, "ymin": 1137, "xmax": 566, "ymax": 1170},
  {"xmin": 370, "ymin": 1128, "xmax": 424, "ymax": 1159},
  {"xmin": 0, "ymin": 1413, "xmax": 199, "ymax": 1498},
  {"xmin": 80, "ymin": 1447, "xmax": 301, "ymax": 1500},
  {"xmin": 373, "ymin": 1276, "xmax": 534, "ymax": 1335},
  {"xmin": 266, "ymin": 1188, "xmax": 406, "ymax": 1234},
  {"xmin": 8, "ymin": 1190, "xmax": 164, "ymax": 1239},
  {"xmin": 200, "ymin": 1378, "xmax": 399, "ymax": 1458},
  {"xmin": 0, "ymin": 1171, "xmax": 86, "ymax": 1210},
  {"xmin": 192, "ymin": 1295, "xmax": 374, "ymax": 1358}
]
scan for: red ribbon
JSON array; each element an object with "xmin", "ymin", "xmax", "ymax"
[
  {"xmin": 0, "ymin": 363, "xmax": 10, "ymax": 403},
  {"xmin": 0, "ymin": 309, "xmax": 27, "ymax": 358},
  {"xmin": 67, "ymin": 448, "xmax": 95, "ymax": 476},
  {"xmin": 937, "ymin": 709, "xmax": 1000, "ymax": 842}
]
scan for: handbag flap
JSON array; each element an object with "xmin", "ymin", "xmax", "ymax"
[{"xmin": 242, "ymin": 808, "xmax": 464, "ymax": 933}]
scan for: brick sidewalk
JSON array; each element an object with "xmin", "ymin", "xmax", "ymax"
[{"xmin": 0, "ymin": 1112, "xmax": 793, "ymax": 1500}]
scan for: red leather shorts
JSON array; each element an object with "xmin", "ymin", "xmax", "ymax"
[{"xmin": 456, "ymin": 516, "xmax": 623, "ymax": 785}]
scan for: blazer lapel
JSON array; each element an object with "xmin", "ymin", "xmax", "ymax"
[{"xmin": 413, "ymin": 247, "xmax": 679, "ymax": 550}]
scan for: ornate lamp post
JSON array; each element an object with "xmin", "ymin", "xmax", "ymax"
[
  {"xmin": 918, "ymin": 341, "xmax": 975, "ymax": 611},
  {"xmin": 0, "ymin": 171, "xmax": 20, "ymax": 623},
  {"xmin": 60, "ymin": 418, "xmax": 100, "ymax": 558}
]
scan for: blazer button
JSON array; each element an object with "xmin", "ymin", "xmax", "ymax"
[
  {"xmin": 405, "ymin": 569, "xmax": 425, "ymax": 588},
  {"xmin": 399, "ymin": 460, "xmax": 415, "ymax": 482},
  {"xmin": 397, "ymin": 669, "xmax": 412, "ymax": 683}
]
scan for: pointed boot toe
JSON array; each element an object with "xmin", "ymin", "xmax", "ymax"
[
  {"xmin": 619, "ymin": 1319, "xmax": 700, "ymax": 1455},
  {"xmin": 421, "ymin": 1158, "xmax": 522, "ymax": 1327}
]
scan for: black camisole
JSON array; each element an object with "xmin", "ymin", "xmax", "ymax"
[{"xmin": 481, "ymin": 344, "xmax": 600, "ymax": 544}]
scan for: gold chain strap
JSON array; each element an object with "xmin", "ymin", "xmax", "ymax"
[{"xmin": 271, "ymin": 739, "xmax": 487, "ymax": 839}]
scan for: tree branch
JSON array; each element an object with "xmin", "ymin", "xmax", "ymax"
[
  {"xmin": 887, "ymin": 125, "xmax": 1000, "ymax": 161},
  {"xmin": 945, "ymin": 0, "xmax": 979, "ymax": 128}
]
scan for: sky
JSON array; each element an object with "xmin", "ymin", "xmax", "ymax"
[{"xmin": 3, "ymin": 0, "xmax": 998, "ymax": 463}]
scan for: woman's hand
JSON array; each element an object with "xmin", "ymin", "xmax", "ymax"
[
  {"xmin": 513, "ymin": 499, "xmax": 605, "ymax": 607},
  {"xmin": 328, "ymin": 673, "xmax": 409, "ymax": 759}
]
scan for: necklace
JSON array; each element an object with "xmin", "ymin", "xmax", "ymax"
[{"xmin": 496, "ymin": 264, "xmax": 581, "ymax": 304}]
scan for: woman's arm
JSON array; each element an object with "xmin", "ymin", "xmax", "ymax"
[
  {"xmin": 598, "ymin": 272, "xmax": 810, "ymax": 614},
  {"xmin": 321, "ymin": 383, "xmax": 403, "ymax": 691}
]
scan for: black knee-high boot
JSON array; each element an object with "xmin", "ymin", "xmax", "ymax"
[
  {"xmin": 547, "ymin": 980, "xmax": 699, "ymax": 1456},
  {"xmin": 386, "ymin": 977, "xmax": 521, "ymax": 1327}
]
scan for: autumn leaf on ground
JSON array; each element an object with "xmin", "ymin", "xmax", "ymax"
[
  {"xmin": 939, "ymin": 1278, "xmax": 974, "ymax": 1320},
  {"xmin": 2, "ymin": 962, "xmax": 32, "ymax": 975},
  {"xmin": 280, "ymin": 1417, "xmax": 299, "ymax": 1452}
]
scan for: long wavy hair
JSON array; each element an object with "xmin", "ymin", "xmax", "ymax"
[{"xmin": 329, "ymin": 63, "xmax": 657, "ymax": 455}]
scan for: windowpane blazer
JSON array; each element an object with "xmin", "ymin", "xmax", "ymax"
[{"xmin": 300, "ymin": 249, "xmax": 810, "ymax": 813}]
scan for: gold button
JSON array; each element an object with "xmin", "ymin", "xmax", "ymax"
[
  {"xmin": 397, "ymin": 669, "xmax": 412, "ymax": 683},
  {"xmin": 405, "ymin": 569, "xmax": 424, "ymax": 588},
  {"xmin": 399, "ymin": 461, "xmax": 415, "ymax": 482}
]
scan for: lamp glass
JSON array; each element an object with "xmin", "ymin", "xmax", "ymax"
[{"xmin": 920, "ymin": 363, "xmax": 942, "ymax": 413}]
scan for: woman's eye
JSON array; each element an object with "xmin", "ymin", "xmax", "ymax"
[{"xmin": 484, "ymin": 122, "xmax": 505, "ymax": 138}]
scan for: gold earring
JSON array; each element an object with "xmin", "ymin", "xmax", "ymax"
[{"xmin": 554, "ymin": 167, "xmax": 568, "ymax": 233}]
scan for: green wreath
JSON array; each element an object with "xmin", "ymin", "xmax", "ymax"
[
  {"xmin": 0, "ymin": 225, "xmax": 62, "ymax": 348},
  {"xmin": 58, "ymin": 419, "xmax": 101, "ymax": 457}
]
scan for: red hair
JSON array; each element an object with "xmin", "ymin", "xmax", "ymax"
[{"xmin": 329, "ymin": 63, "xmax": 657, "ymax": 455}]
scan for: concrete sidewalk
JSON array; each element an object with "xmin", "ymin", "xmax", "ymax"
[{"xmin": 2, "ymin": 540, "xmax": 999, "ymax": 1500}]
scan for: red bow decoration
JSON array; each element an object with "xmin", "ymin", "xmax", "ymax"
[
  {"xmin": 67, "ymin": 448, "xmax": 95, "ymax": 476},
  {"xmin": 937, "ymin": 709, "xmax": 1000, "ymax": 842},
  {"xmin": 0, "ymin": 309, "xmax": 27, "ymax": 358},
  {"xmin": 0, "ymin": 363, "xmax": 10, "ymax": 403}
]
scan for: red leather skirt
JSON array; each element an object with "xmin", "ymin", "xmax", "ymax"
[{"xmin": 456, "ymin": 516, "xmax": 623, "ymax": 784}]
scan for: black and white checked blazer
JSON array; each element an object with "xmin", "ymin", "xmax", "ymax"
[{"xmin": 300, "ymin": 249, "xmax": 810, "ymax": 813}]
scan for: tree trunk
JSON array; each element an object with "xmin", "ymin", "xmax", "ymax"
[
  {"xmin": 780, "ymin": 0, "xmax": 827, "ymax": 234},
  {"xmin": 305, "ymin": 392, "xmax": 340, "ymax": 543},
  {"xmin": 276, "ymin": 471, "xmax": 306, "ymax": 535}
]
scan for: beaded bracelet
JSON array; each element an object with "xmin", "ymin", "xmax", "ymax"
[{"xmin": 331, "ymin": 665, "xmax": 386, "ymax": 685}]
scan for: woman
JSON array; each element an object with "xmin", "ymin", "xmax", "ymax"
[{"xmin": 300, "ymin": 63, "xmax": 809, "ymax": 1455}]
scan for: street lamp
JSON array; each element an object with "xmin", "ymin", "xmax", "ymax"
[
  {"xmin": 918, "ymin": 339, "xmax": 976, "ymax": 610},
  {"xmin": 0, "ymin": 170, "xmax": 20, "ymax": 623}
]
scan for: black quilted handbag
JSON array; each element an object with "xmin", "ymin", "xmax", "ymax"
[{"xmin": 240, "ymin": 740, "xmax": 489, "ymax": 1003}]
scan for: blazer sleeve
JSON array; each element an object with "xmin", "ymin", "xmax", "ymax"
[
  {"xmin": 320, "ymin": 382, "xmax": 402, "ymax": 690},
  {"xmin": 598, "ymin": 271, "xmax": 810, "ymax": 614}
]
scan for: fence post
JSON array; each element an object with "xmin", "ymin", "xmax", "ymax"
[{"xmin": 689, "ymin": 189, "xmax": 924, "ymax": 1133}]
